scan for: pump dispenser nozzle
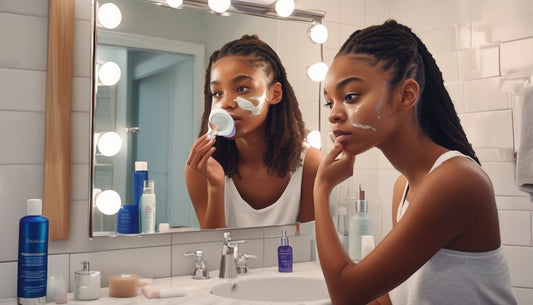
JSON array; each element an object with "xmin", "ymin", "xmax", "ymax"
[{"xmin": 280, "ymin": 230, "xmax": 289, "ymax": 246}]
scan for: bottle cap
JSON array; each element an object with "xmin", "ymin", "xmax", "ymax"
[
  {"xmin": 356, "ymin": 199, "xmax": 368, "ymax": 213},
  {"xmin": 135, "ymin": 161, "xmax": 147, "ymax": 171},
  {"xmin": 144, "ymin": 180, "xmax": 155, "ymax": 190},
  {"xmin": 337, "ymin": 206, "xmax": 347, "ymax": 215},
  {"xmin": 280, "ymin": 230, "xmax": 289, "ymax": 246},
  {"xmin": 27, "ymin": 199, "xmax": 43, "ymax": 216},
  {"xmin": 208, "ymin": 109, "xmax": 235, "ymax": 137}
]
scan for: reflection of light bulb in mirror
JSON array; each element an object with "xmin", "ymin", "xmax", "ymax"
[
  {"xmin": 309, "ymin": 24, "xmax": 328, "ymax": 44},
  {"xmin": 97, "ymin": 3, "xmax": 122, "ymax": 29},
  {"xmin": 97, "ymin": 131, "xmax": 122, "ymax": 157},
  {"xmin": 275, "ymin": 0, "xmax": 295, "ymax": 17},
  {"xmin": 95, "ymin": 190, "xmax": 121, "ymax": 215},
  {"xmin": 98, "ymin": 61, "xmax": 121, "ymax": 86},
  {"xmin": 307, "ymin": 62, "xmax": 329, "ymax": 82},
  {"xmin": 166, "ymin": 0, "xmax": 183, "ymax": 8},
  {"xmin": 208, "ymin": 0, "xmax": 231, "ymax": 13},
  {"xmin": 307, "ymin": 130, "xmax": 321, "ymax": 149}
]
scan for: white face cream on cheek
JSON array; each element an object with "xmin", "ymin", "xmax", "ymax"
[
  {"xmin": 235, "ymin": 93, "xmax": 266, "ymax": 116},
  {"xmin": 375, "ymin": 82, "xmax": 388, "ymax": 120},
  {"xmin": 347, "ymin": 103, "xmax": 378, "ymax": 132}
]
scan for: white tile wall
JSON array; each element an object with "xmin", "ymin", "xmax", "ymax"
[
  {"xmin": 2, "ymin": 0, "xmax": 533, "ymax": 303},
  {"xmin": 499, "ymin": 211, "xmax": 532, "ymax": 246},
  {"xmin": 501, "ymin": 38, "xmax": 533, "ymax": 76}
]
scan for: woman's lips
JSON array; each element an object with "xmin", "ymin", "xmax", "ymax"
[{"xmin": 332, "ymin": 129, "xmax": 351, "ymax": 142}]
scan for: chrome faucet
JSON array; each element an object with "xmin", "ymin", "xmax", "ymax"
[
  {"xmin": 184, "ymin": 250, "xmax": 210, "ymax": 279},
  {"xmin": 236, "ymin": 253, "xmax": 257, "ymax": 275},
  {"xmin": 219, "ymin": 232, "xmax": 245, "ymax": 279}
]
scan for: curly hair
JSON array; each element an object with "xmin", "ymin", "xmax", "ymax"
[
  {"xmin": 337, "ymin": 20, "xmax": 479, "ymax": 164},
  {"xmin": 199, "ymin": 35, "xmax": 307, "ymax": 177}
]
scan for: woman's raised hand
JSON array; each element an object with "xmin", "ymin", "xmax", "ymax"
[
  {"xmin": 315, "ymin": 142, "xmax": 356, "ymax": 193},
  {"xmin": 186, "ymin": 133, "xmax": 225, "ymax": 186}
]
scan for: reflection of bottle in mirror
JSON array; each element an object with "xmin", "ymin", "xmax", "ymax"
[
  {"xmin": 349, "ymin": 184, "xmax": 372, "ymax": 263},
  {"xmin": 208, "ymin": 109, "xmax": 235, "ymax": 138},
  {"xmin": 133, "ymin": 161, "xmax": 148, "ymax": 233},
  {"xmin": 140, "ymin": 180, "xmax": 156, "ymax": 234}
]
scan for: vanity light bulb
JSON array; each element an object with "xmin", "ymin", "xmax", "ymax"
[
  {"xmin": 208, "ymin": 0, "xmax": 231, "ymax": 14},
  {"xmin": 166, "ymin": 0, "xmax": 183, "ymax": 8},
  {"xmin": 97, "ymin": 131, "xmax": 122, "ymax": 157},
  {"xmin": 98, "ymin": 61, "xmax": 121, "ymax": 86},
  {"xmin": 97, "ymin": 3, "xmax": 122, "ymax": 29},
  {"xmin": 307, "ymin": 62, "xmax": 329, "ymax": 82},
  {"xmin": 95, "ymin": 190, "xmax": 122, "ymax": 215},
  {"xmin": 275, "ymin": 0, "xmax": 295, "ymax": 18},
  {"xmin": 309, "ymin": 24, "xmax": 328, "ymax": 44},
  {"xmin": 307, "ymin": 130, "xmax": 322, "ymax": 149}
]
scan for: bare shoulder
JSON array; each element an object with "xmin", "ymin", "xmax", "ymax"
[
  {"xmin": 303, "ymin": 146, "xmax": 325, "ymax": 172},
  {"xmin": 427, "ymin": 157, "xmax": 493, "ymax": 197},
  {"xmin": 416, "ymin": 156, "xmax": 495, "ymax": 219}
]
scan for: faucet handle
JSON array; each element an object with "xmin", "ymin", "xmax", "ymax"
[
  {"xmin": 184, "ymin": 250, "xmax": 209, "ymax": 280},
  {"xmin": 236, "ymin": 254, "xmax": 257, "ymax": 275}
]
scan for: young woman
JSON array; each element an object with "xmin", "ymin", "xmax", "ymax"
[
  {"xmin": 314, "ymin": 20, "xmax": 517, "ymax": 305},
  {"xmin": 185, "ymin": 35, "xmax": 323, "ymax": 229}
]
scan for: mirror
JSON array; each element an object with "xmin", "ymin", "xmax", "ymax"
[{"xmin": 90, "ymin": 0, "xmax": 325, "ymax": 237}]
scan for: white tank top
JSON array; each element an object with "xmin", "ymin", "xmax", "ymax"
[
  {"xmin": 390, "ymin": 150, "xmax": 517, "ymax": 305},
  {"xmin": 224, "ymin": 144, "xmax": 310, "ymax": 228}
]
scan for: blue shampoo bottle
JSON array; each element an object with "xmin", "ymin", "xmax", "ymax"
[
  {"xmin": 18, "ymin": 199, "xmax": 49, "ymax": 305},
  {"xmin": 132, "ymin": 161, "xmax": 148, "ymax": 233}
]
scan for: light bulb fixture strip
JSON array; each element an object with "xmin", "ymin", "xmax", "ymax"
[{"xmin": 141, "ymin": 0, "xmax": 325, "ymax": 23}]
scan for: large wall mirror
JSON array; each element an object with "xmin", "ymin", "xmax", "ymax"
[{"xmin": 90, "ymin": 0, "xmax": 325, "ymax": 237}]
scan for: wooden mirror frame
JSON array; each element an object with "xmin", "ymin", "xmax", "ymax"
[{"xmin": 43, "ymin": 0, "xmax": 75, "ymax": 240}]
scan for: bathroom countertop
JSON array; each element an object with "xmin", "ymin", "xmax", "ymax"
[{"xmin": 1, "ymin": 262, "xmax": 330, "ymax": 305}]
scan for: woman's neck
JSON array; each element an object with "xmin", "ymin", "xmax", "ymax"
[
  {"xmin": 234, "ymin": 126, "xmax": 268, "ymax": 166},
  {"xmin": 379, "ymin": 124, "xmax": 447, "ymax": 187}
]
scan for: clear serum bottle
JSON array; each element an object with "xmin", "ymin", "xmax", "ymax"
[
  {"xmin": 17, "ymin": 199, "xmax": 49, "ymax": 305},
  {"xmin": 336, "ymin": 206, "xmax": 349, "ymax": 252},
  {"xmin": 349, "ymin": 184, "xmax": 372, "ymax": 263},
  {"xmin": 140, "ymin": 180, "xmax": 156, "ymax": 234},
  {"xmin": 278, "ymin": 230, "xmax": 293, "ymax": 272},
  {"xmin": 74, "ymin": 262, "xmax": 101, "ymax": 300}
]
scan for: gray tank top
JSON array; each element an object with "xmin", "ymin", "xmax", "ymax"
[{"xmin": 390, "ymin": 150, "xmax": 517, "ymax": 304}]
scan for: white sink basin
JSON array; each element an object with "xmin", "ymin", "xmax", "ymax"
[{"xmin": 210, "ymin": 275, "xmax": 330, "ymax": 304}]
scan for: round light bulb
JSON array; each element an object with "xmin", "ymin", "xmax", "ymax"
[
  {"xmin": 275, "ymin": 0, "xmax": 295, "ymax": 18},
  {"xmin": 97, "ymin": 3, "xmax": 122, "ymax": 29},
  {"xmin": 208, "ymin": 0, "xmax": 231, "ymax": 14},
  {"xmin": 97, "ymin": 131, "xmax": 122, "ymax": 157},
  {"xmin": 309, "ymin": 24, "xmax": 328, "ymax": 44},
  {"xmin": 95, "ymin": 190, "xmax": 122, "ymax": 215},
  {"xmin": 166, "ymin": 0, "xmax": 183, "ymax": 8},
  {"xmin": 307, "ymin": 130, "xmax": 322, "ymax": 149},
  {"xmin": 307, "ymin": 62, "xmax": 329, "ymax": 82},
  {"xmin": 98, "ymin": 61, "xmax": 121, "ymax": 86}
]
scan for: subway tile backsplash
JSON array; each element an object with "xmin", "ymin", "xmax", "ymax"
[{"xmin": 1, "ymin": 0, "xmax": 533, "ymax": 302}]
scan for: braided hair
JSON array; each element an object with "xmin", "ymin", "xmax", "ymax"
[
  {"xmin": 338, "ymin": 20, "xmax": 479, "ymax": 164},
  {"xmin": 199, "ymin": 35, "xmax": 306, "ymax": 177}
]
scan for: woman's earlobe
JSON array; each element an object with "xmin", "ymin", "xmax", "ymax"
[
  {"xmin": 401, "ymin": 79, "xmax": 420, "ymax": 109},
  {"xmin": 269, "ymin": 82, "xmax": 283, "ymax": 105}
]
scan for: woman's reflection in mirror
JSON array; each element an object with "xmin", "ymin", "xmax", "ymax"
[{"xmin": 185, "ymin": 35, "xmax": 324, "ymax": 229}]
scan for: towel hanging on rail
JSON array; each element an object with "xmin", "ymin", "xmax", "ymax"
[{"xmin": 516, "ymin": 85, "xmax": 533, "ymax": 201}]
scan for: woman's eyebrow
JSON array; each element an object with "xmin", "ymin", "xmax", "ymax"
[
  {"xmin": 232, "ymin": 74, "xmax": 254, "ymax": 83},
  {"xmin": 335, "ymin": 77, "xmax": 364, "ymax": 91}
]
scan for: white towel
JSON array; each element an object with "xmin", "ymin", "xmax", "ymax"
[{"xmin": 516, "ymin": 85, "xmax": 533, "ymax": 201}]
